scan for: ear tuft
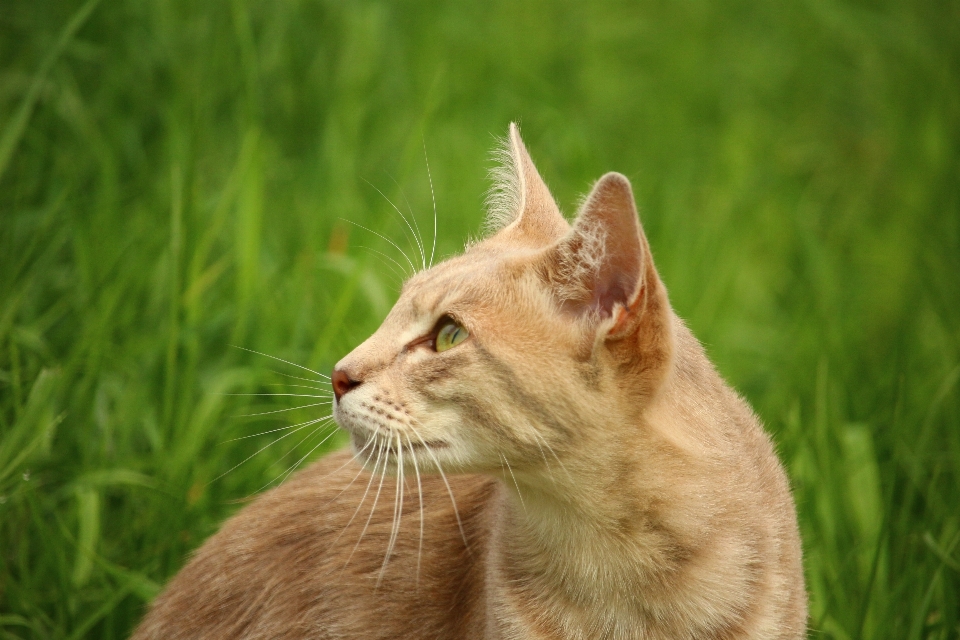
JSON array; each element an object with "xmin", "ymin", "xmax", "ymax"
[
  {"xmin": 484, "ymin": 125, "xmax": 524, "ymax": 234},
  {"xmin": 483, "ymin": 123, "xmax": 568, "ymax": 246}
]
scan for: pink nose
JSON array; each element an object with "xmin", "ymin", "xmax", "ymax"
[{"xmin": 332, "ymin": 368, "xmax": 361, "ymax": 401}]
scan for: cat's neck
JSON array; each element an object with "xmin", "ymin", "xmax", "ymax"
[
  {"xmin": 484, "ymin": 361, "xmax": 754, "ymax": 639},
  {"xmin": 487, "ymin": 451, "xmax": 691, "ymax": 636}
]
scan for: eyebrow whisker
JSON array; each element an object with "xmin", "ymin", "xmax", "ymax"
[
  {"xmin": 423, "ymin": 139, "xmax": 438, "ymax": 268},
  {"xmin": 363, "ymin": 176, "xmax": 426, "ymax": 272},
  {"xmin": 339, "ymin": 218, "xmax": 418, "ymax": 276}
]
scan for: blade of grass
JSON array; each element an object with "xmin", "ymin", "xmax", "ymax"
[{"xmin": 0, "ymin": 0, "xmax": 102, "ymax": 183}]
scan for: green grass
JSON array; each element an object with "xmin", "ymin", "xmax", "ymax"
[{"xmin": 1, "ymin": 0, "xmax": 958, "ymax": 637}]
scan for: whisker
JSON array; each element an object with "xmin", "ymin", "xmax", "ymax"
[
  {"xmin": 260, "ymin": 420, "xmax": 335, "ymax": 468},
  {"xmin": 500, "ymin": 453, "xmax": 526, "ymax": 513},
  {"xmin": 358, "ymin": 247, "xmax": 405, "ymax": 287},
  {"xmin": 532, "ymin": 431, "xmax": 573, "ymax": 483},
  {"xmin": 409, "ymin": 420, "xmax": 469, "ymax": 552},
  {"xmin": 263, "ymin": 420, "xmax": 341, "ymax": 492},
  {"xmin": 243, "ymin": 422, "xmax": 333, "ymax": 497},
  {"xmin": 208, "ymin": 416, "xmax": 331, "ymax": 485},
  {"xmin": 225, "ymin": 393, "xmax": 332, "ymax": 398},
  {"xmin": 423, "ymin": 140, "xmax": 438, "ymax": 268},
  {"xmin": 232, "ymin": 401, "xmax": 330, "ymax": 419},
  {"xmin": 320, "ymin": 439, "xmax": 376, "ymax": 509},
  {"xmin": 339, "ymin": 218, "xmax": 417, "ymax": 275},
  {"xmin": 384, "ymin": 171, "xmax": 427, "ymax": 271},
  {"xmin": 362, "ymin": 176, "xmax": 426, "ymax": 272},
  {"xmin": 318, "ymin": 440, "xmax": 373, "ymax": 516},
  {"xmin": 268, "ymin": 369, "xmax": 330, "ymax": 385},
  {"xmin": 396, "ymin": 435, "xmax": 406, "ymax": 568},
  {"xmin": 378, "ymin": 433, "xmax": 405, "ymax": 585},
  {"xmin": 346, "ymin": 439, "xmax": 390, "ymax": 569},
  {"xmin": 265, "ymin": 383, "xmax": 331, "ymax": 392},
  {"xmin": 357, "ymin": 245, "xmax": 407, "ymax": 287},
  {"xmin": 530, "ymin": 431, "xmax": 560, "ymax": 490},
  {"xmin": 405, "ymin": 432, "xmax": 424, "ymax": 587},
  {"xmin": 334, "ymin": 441, "xmax": 384, "ymax": 553},
  {"xmin": 220, "ymin": 414, "xmax": 333, "ymax": 443},
  {"xmin": 231, "ymin": 345, "xmax": 331, "ymax": 379}
]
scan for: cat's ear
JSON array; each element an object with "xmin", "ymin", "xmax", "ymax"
[
  {"xmin": 485, "ymin": 123, "xmax": 569, "ymax": 246},
  {"xmin": 543, "ymin": 172, "xmax": 666, "ymax": 340}
]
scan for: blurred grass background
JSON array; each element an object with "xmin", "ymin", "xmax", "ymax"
[{"xmin": 1, "ymin": 0, "xmax": 958, "ymax": 637}]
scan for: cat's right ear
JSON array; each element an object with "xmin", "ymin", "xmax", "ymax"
[
  {"xmin": 484, "ymin": 123, "xmax": 569, "ymax": 247},
  {"xmin": 540, "ymin": 173, "xmax": 673, "ymax": 388},
  {"xmin": 541, "ymin": 172, "xmax": 671, "ymax": 342}
]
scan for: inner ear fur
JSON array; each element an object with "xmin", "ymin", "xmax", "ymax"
[
  {"xmin": 540, "ymin": 172, "xmax": 674, "ymax": 391},
  {"xmin": 543, "ymin": 173, "xmax": 647, "ymax": 324}
]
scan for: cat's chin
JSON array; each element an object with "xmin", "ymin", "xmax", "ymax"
[{"xmin": 348, "ymin": 429, "xmax": 450, "ymax": 463}]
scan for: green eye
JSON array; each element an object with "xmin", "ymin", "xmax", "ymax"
[{"xmin": 435, "ymin": 319, "xmax": 469, "ymax": 352}]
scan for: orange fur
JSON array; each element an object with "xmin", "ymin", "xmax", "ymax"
[{"xmin": 133, "ymin": 125, "xmax": 806, "ymax": 639}]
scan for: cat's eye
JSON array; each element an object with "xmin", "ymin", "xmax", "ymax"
[{"xmin": 435, "ymin": 317, "xmax": 469, "ymax": 352}]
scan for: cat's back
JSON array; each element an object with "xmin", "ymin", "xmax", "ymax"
[{"xmin": 132, "ymin": 450, "xmax": 495, "ymax": 640}]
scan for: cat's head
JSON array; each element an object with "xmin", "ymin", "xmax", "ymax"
[{"xmin": 332, "ymin": 125, "xmax": 674, "ymax": 480}]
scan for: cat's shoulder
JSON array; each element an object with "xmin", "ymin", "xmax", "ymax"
[
  {"xmin": 133, "ymin": 449, "xmax": 496, "ymax": 640},
  {"xmin": 183, "ymin": 448, "xmax": 498, "ymax": 577}
]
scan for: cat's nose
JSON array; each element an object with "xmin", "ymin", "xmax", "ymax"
[{"xmin": 332, "ymin": 368, "xmax": 362, "ymax": 401}]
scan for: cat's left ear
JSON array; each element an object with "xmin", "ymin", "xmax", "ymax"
[{"xmin": 542, "ymin": 172, "xmax": 664, "ymax": 340}]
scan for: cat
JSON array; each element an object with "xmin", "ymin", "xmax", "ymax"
[{"xmin": 132, "ymin": 124, "xmax": 807, "ymax": 640}]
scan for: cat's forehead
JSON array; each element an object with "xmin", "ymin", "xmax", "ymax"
[
  {"xmin": 394, "ymin": 246, "xmax": 518, "ymax": 321},
  {"xmin": 401, "ymin": 256, "xmax": 491, "ymax": 314}
]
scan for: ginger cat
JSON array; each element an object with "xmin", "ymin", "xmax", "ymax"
[{"xmin": 133, "ymin": 125, "xmax": 807, "ymax": 639}]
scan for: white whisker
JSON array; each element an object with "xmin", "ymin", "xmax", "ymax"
[
  {"xmin": 345, "ymin": 439, "xmax": 389, "ymax": 569},
  {"xmin": 225, "ymin": 393, "xmax": 332, "ymax": 398},
  {"xmin": 334, "ymin": 442, "xmax": 384, "ymax": 555},
  {"xmin": 409, "ymin": 420, "xmax": 469, "ymax": 552},
  {"xmin": 385, "ymin": 171, "xmax": 428, "ymax": 272},
  {"xmin": 357, "ymin": 245, "xmax": 407, "ymax": 287},
  {"xmin": 268, "ymin": 369, "xmax": 330, "ymax": 385},
  {"xmin": 423, "ymin": 140, "xmax": 438, "ymax": 268},
  {"xmin": 232, "ymin": 401, "xmax": 330, "ymax": 419},
  {"xmin": 532, "ymin": 431, "xmax": 573, "ymax": 483},
  {"xmin": 530, "ymin": 431, "xmax": 560, "ymax": 490},
  {"xmin": 230, "ymin": 345, "xmax": 331, "ymax": 379},
  {"xmin": 209, "ymin": 416, "xmax": 330, "ymax": 485},
  {"xmin": 378, "ymin": 433, "xmax": 405, "ymax": 585},
  {"xmin": 266, "ymin": 421, "xmax": 342, "ymax": 491},
  {"xmin": 259, "ymin": 420, "xmax": 335, "ymax": 470},
  {"xmin": 500, "ymin": 453, "xmax": 526, "ymax": 512},
  {"xmin": 265, "ymin": 383, "xmax": 331, "ymax": 392},
  {"xmin": 243, "ymin": 422, "xmax": 332, "ymax": 496},
  {"xmin": 405, "ymin": 432, "xmax": 424, "ymax": 586},
  {"xmin": 221, "ymin": 414, "xmax": 334, "ymax": 443},
  {"xmin": 339, "ymin": 218, "xmax": 417, "ymax": 275},
  {"xmin": 316, "ymin": 439, "xmax": 375, "ymax": 508},
  {"xmin": 364, "ymin": 176, "xmax": 426, "ymax": 272}
]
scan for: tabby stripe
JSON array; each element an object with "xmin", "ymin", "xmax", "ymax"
[{"xmin": 471, "ymin": 343, "xmax": 574, "ymax": 443}]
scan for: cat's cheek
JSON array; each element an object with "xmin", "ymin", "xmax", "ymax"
[
  {"xmin": 404, "ymin": 402, "xmax": 456, "ymax": 440},
  {"xmin": 403, "ymin": 405, "xmax": 476, "ymax": 465}
]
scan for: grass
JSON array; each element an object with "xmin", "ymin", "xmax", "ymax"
[{"xmin": 1, "ymin": 0, "xmax": 958, "ymax": 637}]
